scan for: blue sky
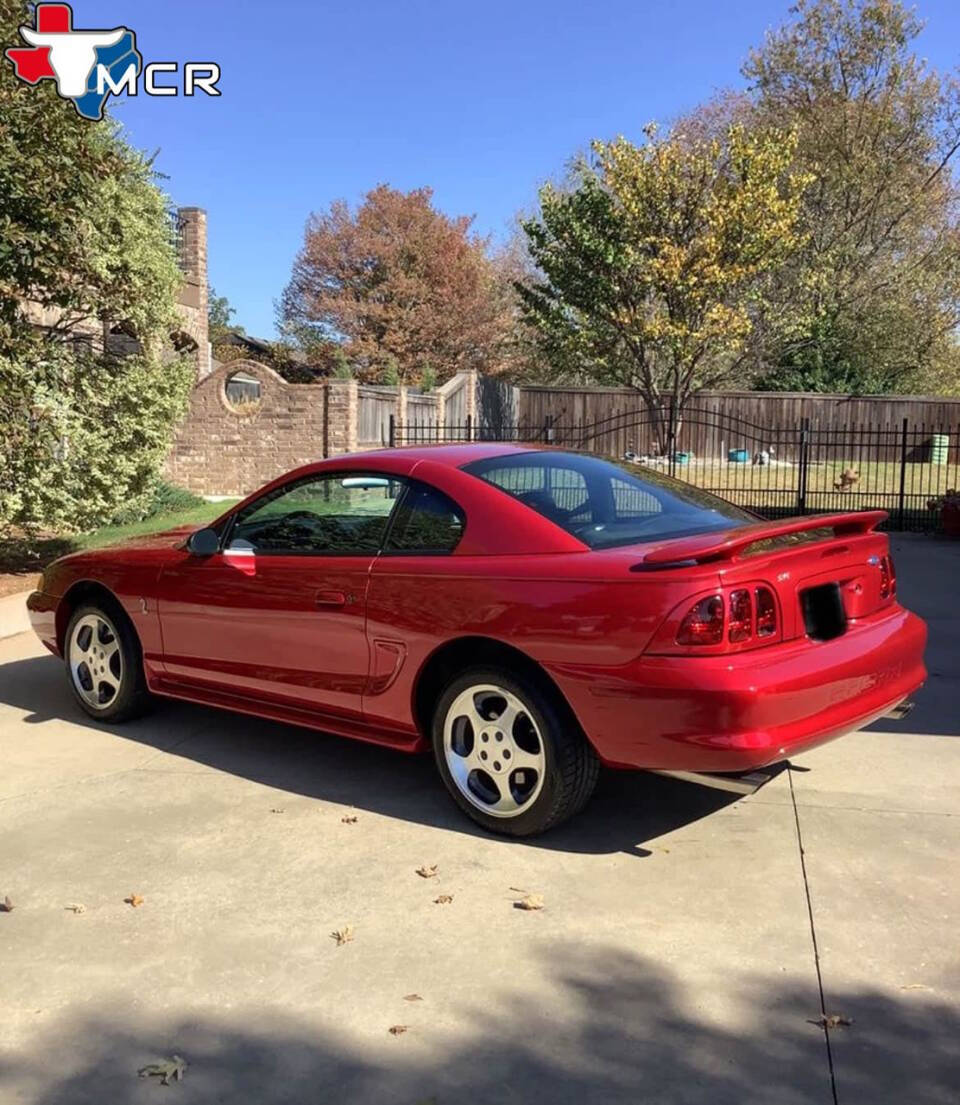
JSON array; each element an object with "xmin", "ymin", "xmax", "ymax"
[{"xmin": 70, "ymin": 0, "xmax": 960, "ymax": 339}]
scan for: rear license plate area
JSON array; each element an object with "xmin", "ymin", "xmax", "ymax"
[{"xmin": 801, "ymin": 582, "xmax": 847, "ymax": 641}]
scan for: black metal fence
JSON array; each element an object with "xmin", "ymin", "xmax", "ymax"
[{"xmin": 391, "ymin": 405, "xmax": 959, "ymax": 532}]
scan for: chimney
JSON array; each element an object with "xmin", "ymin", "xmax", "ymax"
[{"xmin": 176, "ymin": 206, "xmax": 210, "ymax": 379}]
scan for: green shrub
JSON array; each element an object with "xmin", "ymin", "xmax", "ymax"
[
  {"xmin": 109, "ymin": 479, "xmax": 205, "ymax": 526},
  {"xmin": 0, "ymin": 29, "xmax": 191, "ymax": 538}
]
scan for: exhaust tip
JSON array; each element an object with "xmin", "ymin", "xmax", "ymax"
[
  {"xmin": 884, "ymin": 699, "xmax": 915, "ymax": 721},
  {"xmin": 649, "ymin": 762, "xmax": 787, "ymax": 795}
]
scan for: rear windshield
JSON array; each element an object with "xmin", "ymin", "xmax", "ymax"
[{"xmin": 462, "ymin": 451, "xmax": 753, "ymax": 550}]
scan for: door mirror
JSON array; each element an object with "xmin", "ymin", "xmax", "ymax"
[{"xmin": 186, "ymin": 527, "xmax": 220, "ymax": 557}]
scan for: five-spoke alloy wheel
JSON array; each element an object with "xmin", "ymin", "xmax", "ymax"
[
  {"xmin": 68, "ymin": 612, "xmax": 124, "ymax": 711},
  {"xmin": 443, "ymin": 683, "xmax": 547, "ymax": 818},
  {"xmin": 433, "ymin": 666, "xmax": 599, "ymax": 836},
  {"xmin": 65, "ymin": 602, "xmax": 151, "ymax": 722}
]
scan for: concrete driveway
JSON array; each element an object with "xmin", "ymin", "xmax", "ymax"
[{"xmin": 0, "ymin": 535, "xmax": 957, "ymax": 1105}]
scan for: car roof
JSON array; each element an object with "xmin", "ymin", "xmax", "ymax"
[{"xmin": 346, "ymin": 441, "xmax": 536, "ymax": 467}]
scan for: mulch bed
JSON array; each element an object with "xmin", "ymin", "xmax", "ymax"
[{"xmin": 0, "ymin": 535, "xmax": 77, "ymax": 599}]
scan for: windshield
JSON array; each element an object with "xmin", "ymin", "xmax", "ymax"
[{"xmin": 462, "ymin": 451, "xmax": 754, "ymax": 550}]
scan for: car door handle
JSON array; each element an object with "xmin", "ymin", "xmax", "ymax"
[{"xmin": 315, "ymin": 590, "xmax": 348, "ymax": 607}]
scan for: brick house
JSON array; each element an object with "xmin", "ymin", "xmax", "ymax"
[{"xmin": 21, "ymin": 205, "xmax": 211, "ymax": 380}]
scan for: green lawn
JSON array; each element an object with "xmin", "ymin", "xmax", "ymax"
[
  {"xmin": 70, "ymin": 500, "xmax": 236, "ymax": 551},
  {"xmin": 667, "ymin": 457, "xmax": 958, "ymax": 515}
]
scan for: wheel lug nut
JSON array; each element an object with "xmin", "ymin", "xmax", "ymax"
[
  {"xmin": 481, "ymin": 733, "xmax": 488, "ymax": 742},
  {"xmin": 493, "ymin": 761, "xmax": 501, "ymax": 771},
  {"xmin": 504, "ymin": 750, "xmax": 511, "ymax": 759},
  {"xmin": 495, "ymin": 732, "xmax": 503, "ymax": 741},
  {"xmin": 480, "ymin": 751, "xmax": 487, "ymax": 760}
]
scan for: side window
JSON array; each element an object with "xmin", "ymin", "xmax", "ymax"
[
  {"xmin": 482, "ymin": 462, "xmax": 590, "ymax": 525},
  {"xmin": 385, "ymin": 481, "xmax": 464, "ymax": 554},
  {"xmin": 611, "ymin": 476, "xmax": 662, "ymax": 519},
  {"xmin": 548, "ymin": 466, "xmax": 590, "ymax": 519},
  {"xmin": 229, "ymin": 474, "xmax": 403, "ymax": 555}
]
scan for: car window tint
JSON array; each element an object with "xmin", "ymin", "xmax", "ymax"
[
  {"xmin": 611, "ymin": 476, "xmax": 662, "ymax": 518},
  {"xmin": 479, "ymin": 463, "xmax": 591, "ymax": 525},
  {"xmin": 230, "ymin": 474, "xmax": 403, "ymax": 555},
  {"xmin": 386, "ymin": 481, "xmax": 464, "ymax": 554},
  {"xmin": 463, "ymin": 451, "xmax": 752, "ymax": 549}
]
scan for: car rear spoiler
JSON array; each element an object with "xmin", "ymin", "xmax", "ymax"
[{"xmin": 633, "ymin": 511, "xmax": 888, "ymax": 569}]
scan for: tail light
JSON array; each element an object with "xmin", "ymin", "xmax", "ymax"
[
  {"xmin": 676, "ymin": 595, "xmax": 724, "ymax": 646},
  {"xmin": 728, "ymin": 589, "xmax": 752, "ymax": 642},
  {"xmin": 755, "ymin": 586, "xmax": 777, "ymax": 636},
  {"xmin": 885, "ymin": 553, "xmax": 896, "ymax": 597},
  {"xmin": 661, "ymin": 583, "xmax": 781, "ymax": 654},
  {"xmin": 879, "ymin": 555, "xmax": 892, "ymax": 599}
]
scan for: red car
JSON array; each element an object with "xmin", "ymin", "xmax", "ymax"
[{"xmin": 28, "ymin": 444, "xmax": 926, "ymax": 836}]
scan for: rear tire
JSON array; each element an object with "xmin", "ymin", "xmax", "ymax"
[
  {"xmin": 64, "ymin": 601, "xmax": 152, "ymax": 723},
  {"xmin": 432, "ymin": 665, "xmax": 599, "ymax": 837}
]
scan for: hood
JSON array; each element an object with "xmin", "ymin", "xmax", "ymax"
[{"xmin": 59, "ymin": 524, "xmax": 200, "ymax": 564}]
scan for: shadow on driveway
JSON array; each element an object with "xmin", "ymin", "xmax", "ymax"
[
  {"xmin": 1, "ymin": 944, "xmax": 957, "ymax": 1104},
  {"xmin": 0, "ymin": 650, "xmax": 738, "ymax": 858},
  {"xmin": 866, "ymin": 534, "xmax": 959, "ymax": 738}
]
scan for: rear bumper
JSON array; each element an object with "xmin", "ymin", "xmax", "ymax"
[{"xmin": 549, "ymin": 606, "xmax": 927, "ymax": 772}]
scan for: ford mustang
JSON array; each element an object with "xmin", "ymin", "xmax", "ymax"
[{"xmin": 27, "ymin": 444, "xmax": 927, "ymax": 835}]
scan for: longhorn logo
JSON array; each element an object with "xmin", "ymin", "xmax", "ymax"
[{"xmin": 5, "ymin": 3, "xmax": 141, "ymax": 120}]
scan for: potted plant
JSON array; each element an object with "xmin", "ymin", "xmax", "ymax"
[{"xmin": 928, "ymin": 489, "xmax": 960, "ymax": 537}]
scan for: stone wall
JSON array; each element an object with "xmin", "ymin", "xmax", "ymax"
[{"xmin": 164, "ymin": 360, "xmax": 359, "ymax": 497}]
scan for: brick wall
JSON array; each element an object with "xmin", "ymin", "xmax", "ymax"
[
  {"xmin": 163, "ymin": 366, "xmax": 481, "ymax": 496},
  {"xmin": 164, "ymin": 360, "xmax": 359, "ymax": 496}
]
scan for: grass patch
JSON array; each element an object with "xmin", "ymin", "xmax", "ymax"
[{"xmin": 71, "ymin": 500, "xmax": 234, "ymax": 551}]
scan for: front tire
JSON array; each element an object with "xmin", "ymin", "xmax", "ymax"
[
  {"xmin": 65, "ymin": 602, "xmax": 152, "ymax": 723},
  {"xmin": 432, "ymin": 666, "xmax": 599, "ymax": 837}
]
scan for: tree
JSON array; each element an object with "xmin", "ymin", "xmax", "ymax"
[
  {"xmin": 743, "ymin": 0, "xmax": 960, "ymax": 393},
  {"xmin": 518, "ymin": 124, "xmax": 809, "ymax": 445},
  {"xmin": 0, "ymin": 0, "xmax": 192, "ymax": 534},
  {"xmin": 208, "ymin": 287, "xmax": 243, "ymax": 343},
  {"xmin": 279, "ymin": 185, "xmax": 511, "ymax": 386}
]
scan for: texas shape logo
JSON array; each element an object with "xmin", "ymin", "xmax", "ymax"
[{"xmin": 5, "ymin": 3, "xmax": 141, "ymax": 121}]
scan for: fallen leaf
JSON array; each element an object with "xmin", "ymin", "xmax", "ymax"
[
  {"xmin": 433, "ymin": 894, "xmax": 453, "ymax": 905},
  {"xmin": 124, "ymin": 894, "xmax": 144, "ymax": 908},
  {"xmin": 809, "ymin": 1014, "xmax": 853, "ymax": 1029},
  {"xmin": 331, "ymin": 926, "xmax": 354, "ymax": 946},
  {"xmin": 65, "ymin": 904, "xmax": 86, "ymax": 914},
  {"xmin": 388, "ymin": 1024, "xmax": 408, "ymax": 1036},
  {"xmin": 508, "ymin": 886, "xmax": 527, "ymax": 893},
  {"xmin": 341, "ymin": 815, "xmax": 358, "ymax": 824},
  {"xmin": 270, "ymin": 808, "xmax": 285, "ymax": 814},
  {"xmin": 138, "ymin": 1055, "xmax": 187, "ymax": 1085},
  {"xmin": 415, "ymin": 865, "xmax": 438, "ymax": 879},
  {"xmin": 514, "ymin": 893, "xmax": 544, "ymax": 911},
  {"xmin": 900, "ymin": 984, "xmax": 930, "ymax": 991},
  {"xmin": 0, "ymin": 896, "xmax": 13, "ymax": 913},
  {"xmin": 403, "ymin": 993, "xmax": 424, "ymax": 1002}
]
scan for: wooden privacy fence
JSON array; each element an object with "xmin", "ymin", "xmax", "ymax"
[
  {"xmin": 356, "ymin": 371, "xmax": 477, "ymax": 448},
  {"xmin": 516, "ymin": 386, "xmax": 960, "ymax": 442},
  {"xmin": 357, "ymin": 385, "xmax": 396, "ymax": 447}
]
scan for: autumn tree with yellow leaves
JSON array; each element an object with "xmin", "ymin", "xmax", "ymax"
[{"xmin": 518, "ymin": 124, "xmax": 811, "ymax": 444}]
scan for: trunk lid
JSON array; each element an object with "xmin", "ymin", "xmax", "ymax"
[{"xmin": 631, "ymin": 512, "xmax": 893, "ymax": 645}]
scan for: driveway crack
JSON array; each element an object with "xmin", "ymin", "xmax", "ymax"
[{"xmin": 788, "ymin": 765, "xmax": 839, "ymax": 1105}]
